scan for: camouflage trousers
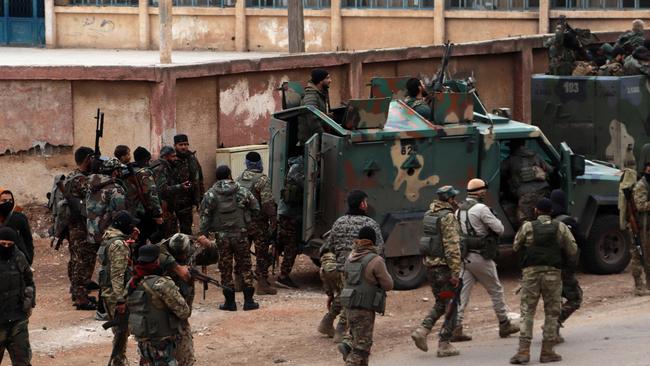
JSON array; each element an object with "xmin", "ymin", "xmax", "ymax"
[
  {"xmin": 217, "ymin": 232, "xmax": 254, "ymax": 289},
  {"xmin": 517, "ymin": 189, "xmax": 548, "ymax": 223},
  {"xmin": 174, "ymin": 319, "xmax": 195, "ymax": 366},
  {"xmin": 421, "ymin": 266, "xmax": 456, "ymax": 342},
  {"xmin": 137, "ymin": 338, "xmax": 177, "ymax": 366},
  {"xmin": 248, "ymin": 219, "xmax": 274, "ymax": 279},
  {"xmin": 175, "ymin": 206, "xmax": 194, "ymax": 235},
  {"xmin": 104, "ymin": 299, "xmax": 129, "ymax": 366},
  {"xmin": 630, "ymin": 230, "xmax": 650, "ymax": 289},
  {"xmin": 519, "ymin": 266, "xmax": 561, "ymax": 342},
  {"xmin": 0, "ymin": 319, "xmax": 31, "ymax": 366},
  {"xmin": 278, "ymin": 215, "xmax": 300, "ymax": 277},
  {"xmin": 160, "ymin": 207, "xmax": 179, "ymax": 240},
  {"xmin": 345, "ymin": 308, "xmax": 375, "ymax": 366},
  {"xmin": 320, "ymin": 268, "xmax": 343, "ymax": 319},
  {"xmin": 68, "ymin": 222, "xmax": 99, "ymax": 302},
  {"xmin": 559, "ymin": 271, "xmax": 582, "ymax": 324}
]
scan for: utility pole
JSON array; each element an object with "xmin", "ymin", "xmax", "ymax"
[
  {"xmin": 287, "ymin": 0, "xmax": 305, "ymax": 53},
  {"xmin": 159, "ymin": 0, "xmax": 173, "ymax": 64}
]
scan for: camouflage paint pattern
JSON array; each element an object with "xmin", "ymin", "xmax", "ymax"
[
  {"xmin": 369, "ymin": 77, "xmax": 411, "ymax": 100},
  {"xmin": 432, "ymin": 92, "xmax": 473, "ymax": 124}
]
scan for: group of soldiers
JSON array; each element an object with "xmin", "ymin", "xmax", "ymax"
[{"xmin": 547, "ymin": 18, "xmax": 650, "ymax": 77}]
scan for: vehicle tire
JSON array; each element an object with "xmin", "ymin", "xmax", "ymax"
[
  {"xmin": 582, "ymin": 214, "xmax": 631, "ymax": 274},
  {"xmin": 386, "ymin": 255, "xmax": 427, "ymax": 290}
]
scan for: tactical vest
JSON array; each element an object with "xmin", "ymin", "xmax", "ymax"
[
  {"xmin": 519, "ymin": 220, "xmax": 563, "ymax": 269},
  {"xmin": 128, "ymin": 276, "xmax": 180, "ymax": 340},
  {"xmin": 237, "ymin": 171, "xmax": 263, "ymax": 203},
  {"xmin": 456, "ymin": 201, "xmax": 498, "ymax": 260},
  {"xmin": 281, "ymin": 178, "xmax": 303, "ymax": 205},
  {"xmin": 517, "ymin": 155, "xmax": 546, "ymax": 184},
  {"xmin": 212, "ymin": 186, "xmax": 246, "ymax": 231},
  {"xmin": 97, "ymin": 235, "xmax": 129, "ymax": 290},
  {"xmin": 340, "ymin": 253, "xmax": 386, "ymax": 314},
  {"xmin": 0, "ymin": 255, "xmax": 26, "ymax": 323},
  {"xmin": 419, "ymin": 209, "xmax": 451, "ymax": 259}
]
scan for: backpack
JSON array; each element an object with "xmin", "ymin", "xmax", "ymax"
[{"xmin": 47, "ymin": 175, "xmax": 69, "ymax": 239}]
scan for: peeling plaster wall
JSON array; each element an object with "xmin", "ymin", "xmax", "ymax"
[
  {"xmin": 57, "ymin": 13, "xmax": 139, "ymax": 49},
  {"xmin": 0, "ymin": 81, "xmax": 73, "ymax": 153},
  {"xmin": 0, "ymin": 154, "xmax": 71, "ymax": 204},
  {"xmin": 149, "ymin": 15, "xmax": 236, "ymax": 51},
  {"xmin": 176, "ymin": 78, "xmax": 219, "ymax": 187},
  {"xmin": 72, "ymin": 81, "xmax": 152, "ymax": 155},
  {"xmin": 246, "ymin": 16, "xmax": 330, "ymax": 52}
]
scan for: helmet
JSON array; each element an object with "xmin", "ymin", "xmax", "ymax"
[
  {"xmin": 436, "ymin": 185, "xmax": 459, "ymax": 200},
  {"xmin": 168, "ymin": 233, "xmax": 192, "ymax": 259},
  {"xmin": 100, "ymin": 157, "xmax": 126, "ymax": 174},
  {"xmin": 467, "ymin": 178, "xmax": 488, "ymax": 193}
]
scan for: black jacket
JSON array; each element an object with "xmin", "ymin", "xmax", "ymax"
[{"xmin": 2, "ymin": 211, "xmax": 34, "ymax": 265}]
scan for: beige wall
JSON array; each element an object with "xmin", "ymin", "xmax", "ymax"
[
  {"xmin": 149, "ymin": 14, "xmax": 237, "ymax": 50},
  {"xmin": 246, "ymin": 14, "xmax": 331, "ymax": 52},
  {"xmin": 342, "ymin": 16, "xmax": 435, "ymax": 50},
  {"xmin": 56, "ymin": 11, "xmax": 139, "ymax": 49},
  {"xmin": 446, "ymin": 18, "xmax": 538, "ymax": 43}
]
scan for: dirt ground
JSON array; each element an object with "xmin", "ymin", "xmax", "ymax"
[{"xmin": 20, "ymin": 205, "xmax": 638, "ymax": 366}]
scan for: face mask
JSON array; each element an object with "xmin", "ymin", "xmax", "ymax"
[
  {"xmin": 0, "ymin": 245, "xmax": 14, "ymax": 260},
  {"xmin": 0, "ymin": 201, "xmax": 14, "ymax": 217}
]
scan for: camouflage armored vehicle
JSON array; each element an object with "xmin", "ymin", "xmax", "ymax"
[
  {"xmin": 270, "ymin": 78, "xmax": 627, "ymax": 289},
  {"xmin": 531, "ymin": 74, "xmax": 650, "ymax": 169}
]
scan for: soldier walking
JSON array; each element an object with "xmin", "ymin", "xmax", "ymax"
[
  {"xmin": 276, "ymin": 156, "xmax": 304, "ymax": 289},
  {"xmin": 633, "ymin": 162, "xmax": 650, "ymax": 290},
  {"xmin": 319, "ymin": 190, "xmax": 384, "ymax": 343},
  {"xmin": 151, "ymin": 146, "xmax": 191, "ymax": 239},
  {"xmin": 172, "ymin": 134, "xmax": 205, "ymax": 235},
  {"xmin": 452, "ymin": 179, "xmax": 519, "ymax": 342},
  {"xmin": 510, "ymin": 198, "xmax": 577, "ymax": 364},
  {"xmin": 99, "ymin": 211, "xmax": 139, "ymax": 366},
  {"xmin": 125, "ymin": 147, "xmax": 164, "ymax": 244},
  {"xmin": 199, "ymin": 165, "xmax": 260, "ymax": 311},
  {"xmin": 0, "ymin": 227, "xmax": 35, "ymax": 366},
  {"xmin": 236, "ymin": 152, "xmax": 278, "ymax": 295},
  {"xmin": 411, "ymin": 186, "xmax": 462, "ymax": 358},
  {"xmin": 338, "ymin": 227, "xmax": 393, "ymax": 365},
  {"xmin": 127, "ymin": 244, "xmax": 191, "ymax": 366}
]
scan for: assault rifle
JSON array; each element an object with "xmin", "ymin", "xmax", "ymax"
[
  {"xmin": 433, "ymin": 41, "xmax": 454, "ymax": 92},
  {"xmin": 623, "ymin": 187, "xmax": 644, "ymax": 261},
  {"xmin": 439, "ymin": 275, "xmax": 463, "ymax": 338},
  {"xmin": 102, "ymin": 306, "xmax": 129, "ymax": 366},
  {"xmin": 190, "ymin": 267, "xmax": 233, "ymax": 299},
  {"xmin": 270, "ymin": 228, "xmax": 280, "ymax": 275},
  {"xmin": 91, "ymin": 109, "xmax": 105, "ymax": 174}
]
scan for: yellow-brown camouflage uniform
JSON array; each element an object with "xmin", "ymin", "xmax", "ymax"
[
  {"xmin": 633, "ymin": 176, "xmax": 650, "ymax": 288},
  {"xmin": 512, "ymin": 215, "xmax": 577, "ymax": 344},
  {"xmin": 420, "ymin": 199, "xmax": 462, "ymax": 341}
]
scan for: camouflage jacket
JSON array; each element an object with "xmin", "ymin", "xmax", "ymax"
[
  {"xmin": 598, "ymin": 61, "xmax": 625, "ymax": 76},
  {"xmin": 298, "ymin": 82, "xmax": 327, "ymax": 144},
  {"xmin": 237, "ymin": 169, "xmax": 277, "ymax": 222},
  {"xmin": 616, "ymin": 30, "xmax": 645, "ymax": 50},
  {"xmin": 513, "ymin": 215, "xmax": 578, "ymax": 273},
  {"xmin": 172, "ymin": 151, "xmax": 205, "ymax": 208},
  {"xmin": 150, "ymin": 158, "xmax": 184, "ymax": 211},
  {"xmin": 423, "ymin": 200, "xmax": 462, "ymax": 278},
  {"xmin": 501, "ymin": 146, "xmax": 552, "ymax": 196},
  {"xmin": 199, "ymin": 180, "xmax": 260, "ymax": 236},
  {"xmin": 321, "ymin": 214, "xmax": 384, "ymax": 269},
  {"xmin": 140, "ymin": 274, "xmax": 191, "ymax": 320},
  {"xmin": 124, "ymin": 165, "xmax": 163, "ymax": 219},
  {"xmin": 101, "ymin": 227, "xmax": 131, "ymax": 304},
  {"xmin": 633, "ymin": 177, "xmax": 650, "ymax": 214},
  {"xmin": 64, "ymin": 169, "xmax": 89, "ymax": 223},
  {"xmin": 404, "ymin": 96, "xmax": 432, "ymax": 120},
  {"xmin": 278, "ymin": 156, "xmax": 304, "ymax": 218},
  {"xmin": 623, "ymin": 55, "xmax": 650, "ymax": 76},
  {"xmin": 85, "ymin": 174, "xmax": 127, "ymax": 244}
]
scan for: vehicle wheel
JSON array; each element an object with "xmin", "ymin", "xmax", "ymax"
[
  {"xmin": 582, "ymin": 214, "xmax": 630, "ymax": 274},
  {"xmin": 386, "ymin": 255, "xmax": 427, "ymax": 290},
  {"xmin": 310, "ymin": 257, "xmax": 321, "ymax": 268}
]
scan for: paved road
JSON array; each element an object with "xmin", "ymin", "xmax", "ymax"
[{"xmin": 376, "ymin": 297, "xmax": 650, "ymax": 366}]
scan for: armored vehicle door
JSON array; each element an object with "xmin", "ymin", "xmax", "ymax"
[
  {"xmin": 302, "ymin": 133, "xmax": 320, "ymax": 242},
  {"xmin": 269, "ymin": 118, "xmax": 288, "ymax": 202}
]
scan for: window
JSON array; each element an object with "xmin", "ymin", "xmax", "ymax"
[
  {"xmin": 149, "ymin": 0, "xmax": 234, "ymax": 6},
  {"xmin": 342, "ymin": 0, "xmax": 433, "ymax": 9},
  {"xmin": 446, "ymin": 0, "xmax": 537, "ymax": 9},
  {"xmin": 68, "ymin": 0, "xmax": 138, "ymax": 5},
  {"xmin": 245, "ymin": 0, "xmax": 330, "ymax": 8},
  {"xmin": 552, "ymin": 0, "xmax": 648, "ymax": 8}
]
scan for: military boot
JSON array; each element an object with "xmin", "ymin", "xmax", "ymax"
[
  {"xmin": 539, "ymin": 340, "xmax": 562, "ymax": 363},
  {"xmin": 242, "ymin": 287, "xmax": 260, "ymax": 311},
  {"xmin": 634, "ymin": 276, "xmax": 650, "ymax": 296},
  {"xmin": 499, "ymin": 319, "xmax": 520, "ymax": 338},
  {"xmin": 450, "ymin": 323, "xmax": 472, "ymax": 342},
  {"xmin": 509, "ymin": 339, "xmax": 531, "ymax": 364},
  {"xmin": 333, "ymin": 321, "xmax": 346, "ymax": 343},
  {"xmin": 219, "ymin": 288, "xmax": 237, "ymax": 311},
  {"xmin": 255, "ymin": 277, "xmax": 278, "ymax": 295},
  {"xmin": 317, "ymin": 313, "xmax": 336, "ymax": 338},
  {"xmin": 337, "ymin": 342, "xmax": 351, "ymax": 361},
  {"xmin": 436, "ymin": 341, "xmax": 460, "ymax": 357},
  {"xmin": 410, "ymin": 326, "xmax": 431, "ymax": 352}
]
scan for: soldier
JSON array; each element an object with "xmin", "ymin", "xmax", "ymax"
[
  {"xmin": 549, "ymin": 189, "xmax": 583, "ymax": 343},
  {"xmin": 616, "ymin": 19, "xmax": 646, "ymax": 53},
  {"xmin": 0, "ymin": 190, "xmax": 34, "ymax": 266},
  {"xmin": 160, "ymin": 233, "xmax": 219, "ymax": 366},
  {"xmin": 276, "ymin": 156, "xmax": 304, "ymax": 289},
  {"xmin": 337, "ymin": 227, "xmax": 393, "ymax": 365},
  {"xmin": 452, "ymin": 179, "xmax": 519, "ymax": 342},
  {"xmin": 99, "ymin": 211, "xmax": 138, "ymax": 366},
  {"xmin": 0, "ymin": 227, "xmax": 35, "ymax": 366},
  {"xmin": 410, "ymin": 186, "xmax": 462, "ymax": 358},
  {"xmin": 404, "ymin": 78, "xmax": 432, "ymax": 120},
  {"xmin": 510, "ymin": 198, "xmax": 577, "ymax": 364},
  {"xmin": 319, "ymin": 190, "xmax": 384, "ymax": 343},
  {"xmin": 151, "ymin": 146, "xmax": 191, "ymax": 239},
  {"xmin": 173, "ymin": 134, "xmax": 205, "ymax": 235},
  {"xmin": 127, "ymin": 244, "xmax": 191, "ymax": 366},
  {"xmin": 545, "ymin": 23, "xmax": 575, "ymax": 76},
  {"xmin": 86, "ymin": 158, "xmax": 128, "ymax": 247},
  {"xmin": 125, "ymin": 147, "xmax": 164, "ymax": 244},
  {"xmin": 114, "ymin": 145, "xmax": 131, "ymax": 165},
  {"xmin": 236, "ymin": 151, "xmax": 278, "ymax": 295},
  {"xmin": 633, "ymin": 162, "xmax": 650, "ymax": 291},
  {"xmin": 65, "ymin": 146, "xmax": 98, "ymax": 310},
  {"xmin": 571, "ymin": 61, "xmax": 596, "ymax": 76},
  {"xmin": 198, "ymin": 165, "xmax": 260, "ymax": 311},
  {"xmin": 501, "ymin": 139, "xmax": 552, "ymax": 224},
  {"xmin": 623, "ymin": 46, "xmax": 650, "ymax": 76},
  {"xmin": 298, "ymin": 69, "xmax": 331, "ymax": 144},
  {"xmin": 598, "ymin": 46, "xmax": 626, "ymax": 76}
]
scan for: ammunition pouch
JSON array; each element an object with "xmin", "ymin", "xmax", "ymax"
[{"xmin": 341, "ymin": 253, "xmax": 386, "ymax": 314}]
